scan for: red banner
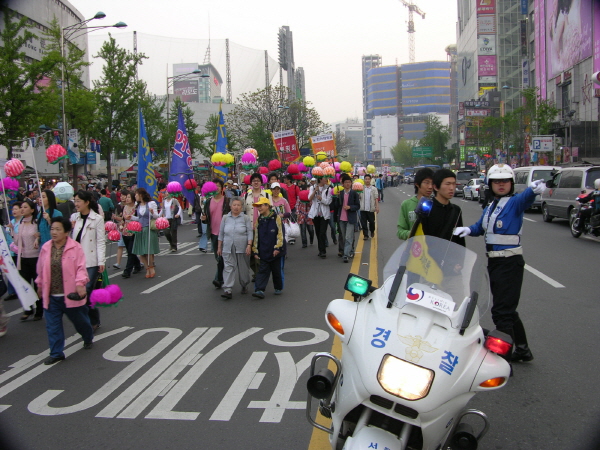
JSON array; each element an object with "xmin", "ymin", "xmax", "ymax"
[{"xmin": 272, "ymin": 129, "xmax": 300, "ymax": 163}]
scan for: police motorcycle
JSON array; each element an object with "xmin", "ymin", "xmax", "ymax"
[
  {"xmin": 306, "ymin": 230, "xmax": 513, "ymax": 449},
  {"xmin": 571, "ymin": 192, "xmax": 600, "ymax": 238}
]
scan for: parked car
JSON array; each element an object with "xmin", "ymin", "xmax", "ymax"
[
  {"xmin": 541, "ymin": 165, "xmax": 600, "ymax": 222},
  {"xmin": 513, "ymin": 165, "xmax": 559, "ymax": 210},
  {"xmin": 455, "ymin": 170, "xmax": 479, "ymax": 197},
  {"xmin": 463, "ymin": 178, "xmax": 484, "ymax": 200}
]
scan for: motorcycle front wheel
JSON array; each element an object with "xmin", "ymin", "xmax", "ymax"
[{"xmin": 570, "ymin": 212, "xmax": 582, "ymax": 238}]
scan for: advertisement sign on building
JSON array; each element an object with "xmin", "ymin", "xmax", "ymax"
[
  {"xmin": 522, "ymin": 59, "xmax": 530, "ymax": 87},
  {"xmin": 477, "ymin": 35, "xmax": 496, "ymax": 55},
  {"xmin": 173, "ymin": 79, "xmax": 199, "ymax": 103},
  {"xmin": 466, "ymin": 109, "xmax": 491, "ymax": 117},
  {"xmin": 309, "ymin": 134, "xmax": 337, "ymax": 158},
  {"xmin": 477, "ymin": 15, "xmax": 496, "ymax": 34},
  {"xmin": 477, "ymin": 0, "xmax": 496, "ymax": 14},
  {"xmin": 478, "ymin": 55, "xmax": 497, "ymax": 76},
  {"xmin": 545, "ymin": 0, "xmax": 592, "ymax": 79}
]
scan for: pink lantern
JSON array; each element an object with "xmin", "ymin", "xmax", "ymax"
[
  {"xmin": 108, "ymin": 230, "xmax": 121, "ymax": 241},
  {"xmin": 268, "ymin": 159, "xmax": 282, "ymax": 171},
  {"xmin": 241, "ymin": 152, "xmax": 257, "ymax": 164},
  {"xmin": 1, "ymin": 177, "xmax": 18, "ymax": 192},
  {"xmin": 258, "ymin": 166, "xmax": 269, "ymax": 175},
  {"xmin": 201, "ymin": 181, "xmax": 219, "ymax": 197},
  {"xmin": 324, "ymin": 166, "xmax": 336, "ymax": 178},
  {"xmin": 334, "ymin": 162, "xmax": 341, "ymax": 172},
  {"xmin": 126, "ymin": 221, "xmax": 142, "ymax": 234},
  {"xmin": 46, "ymin": 144, "xmax": 67, "ymax": 164},
  {"xmin": 243, "ymin": 175, "xmax": 251, "ymax": 185},
  {"xmin": 287, "ymin": 163, "xmax": 299, "ymax": 174},
  {"xmin": 353, "ymin": 182, "xmax": 364, "ymax": 192},
  {"xmin": 4, "ymin": 159, "xmax": 25, "ymax": 178},
  {"xmin": 292, "ymin": 174, "xmax": 303, "ymax": 180},
  {"xmin": 167, "ymin": 181, "xmax": 182, "ymax": 193},
  {"xmin": 90, "ymin": 289, "xmax": 111, "ymax": 308},
  {"xmin": 312, "ymin": 167, "xmax": 324, "ymax": 177},
  {"xmin": 319, "ymin": 162, "xmax": 330, "ymax": 169},
  {"xmin": 105, "ymin": 221, "xmax": 118, "ymax": 232},
  {"xmin": 261, "ymin": 174, "xmax": 268, "ymax": 184},
  {"xmin": 332, "ymin": 173, "xmax": 341, "ymax": 184},
  {"xmin": 184, "ymin": 179, "xmax": 198, "ymax": 191},
  {"xmin": 298, "ymin": 162, "xmax": 307, "ymax": 172},
  {"xmin": 104, "ymin": 284, "xmax": 123, "ymax": 303},
  {"xmin": 155, "ymin": 217, "xmax": 170, "ymax": 230},
  {"xmin": 244, "ymin": 148, "xmax": 258, "ymax": 158},
  {"xmin": 358, "ymin": 167, "xmax": 366, "ymax": 176}
]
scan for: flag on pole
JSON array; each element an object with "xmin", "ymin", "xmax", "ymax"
[
  {"xmin": 170, "ymin": 107, "xmax": 195, "ymax": 205},
  {"xmin": 0, "ymin": 228, "xmax": 38, "ymax": 312},
  {"xmin": 138, "ymin": 108, "xmax": 158, "ymax": 201},
  {"xmin": 214, "ymin": 101, "xmax": 229, "ymax": 181}
]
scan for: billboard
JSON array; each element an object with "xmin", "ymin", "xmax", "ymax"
[
  {"xmin": 477, "ymin": 0, "xmax": 496, "ymax": 15},
  {"xmin": 478, "ymin": 35, "xmax": 496, "ymax": 55},
  {"xmin": 310, "ymin": 134, "xmax": 337, "ymax": 158},
  {"xmin": 173, "ymin": 79, "xmax": 199, "ymax": 103},
  {"xmin": 478, "ymin": 55, "xmax": 497, "ymax": 76},
  {"xmin": 545, "ymin": 0, "xmax": 593, "ymax": 79},
  {"xmin": 477, "ymin": 15, "xmax": 496, "ymax": 34}
]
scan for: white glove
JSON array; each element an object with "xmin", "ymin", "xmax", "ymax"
[
  {"xmin": 530, "ymin": 179, "xmax": 546, "ymax": 195},
  {"xmin": 453, "ymin": 227, "xmax": 471, "ymax": 238}
]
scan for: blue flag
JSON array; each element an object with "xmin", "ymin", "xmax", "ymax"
[
  {"xmin": 170, "ymin": 107, "xmax": 195, "ymax": 205},
  {"xmin": 214, "ymin": 101, "xmax": 229, "ymax": 181},
  {"xmin": 138, "ymin": 108, "xmax": 158, "ymax": 201}
]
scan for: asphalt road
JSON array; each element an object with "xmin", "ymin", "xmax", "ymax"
[{"xmin": 1, "ymin": 186, "xmax": 599, "ymax": 450}]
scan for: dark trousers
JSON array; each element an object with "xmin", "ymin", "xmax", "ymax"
[
  {"xmin": 164, "ymin": 218, "xmax": 179, "ymax": 250},
  {"xmin": 86, "ymin": 266, "xmax": 101, "ymax": 327},
  {"xmin": 377, "ymin": 188, "xmax": 384, "ymax": 201},
  {"xmin": 254, "ymin": 257, "xmax": 283, "ymax": 292},
  {"xmin": 361, "ymin": 211, "xmax": 376, "ymax": 237},
  {"xmin": 300, "ymin": 222, "xmax": 314, "ymax": 246},
  {"xmin": 195, "ymin": 211, "xmax": 202, "ymax": 235},
  {"xmin": 45, "ymin": 295, "xmax": 94, "ymax": 358},
  {"xmin": 313, "ymin": 216, "xmax": 328, "ymax": 255},
  {"xmin": 19, "ymin": 257, "xmax": 42, "ymax": 317},
  {"xmin": 122, "ymin": 235, "xmax": 141, "ymax": 275},
  {"xmin": 210, "ymin": 234, "xmax": 224, "ymax": 282},
  {"xmin": 488, "ymin": 255, "xmax": 526, "ymax": 337}
]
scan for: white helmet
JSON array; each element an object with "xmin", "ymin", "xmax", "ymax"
[
  {"xmin": 487, "ymin": 164, "xmax": 514, "ymax": 180},
  {"xmin": 595, "ymin": 179, "xmax": 600, "ymax": 190}
]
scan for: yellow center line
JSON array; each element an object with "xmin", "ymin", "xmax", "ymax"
[{"xmin": 307, "ymin": 229, "xmax": 377, "ymax": 449}]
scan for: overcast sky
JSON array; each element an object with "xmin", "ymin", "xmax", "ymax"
[{"xmin": 70, "ymin": 0, "xmax": 457, "ymax": 126}]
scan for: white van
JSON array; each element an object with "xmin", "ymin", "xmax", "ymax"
[{"xmin": 513, "ymin": 165, "xmax": 559, "ymax": 209}]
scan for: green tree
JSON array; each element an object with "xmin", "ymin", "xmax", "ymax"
[
  {"xmin": 227, "ymin": 85, "xmax": 327, "ymax": 161},
  {"xmin": 418, "ymin": 115, "xmax": 451, "ymax": 162},
  {"xmin": 477, "ymin": 116, "xmax": 503, "ymax": 157},
  {"xmin": 92, "ymin": 35, "xmax": 147, "ymax": 184},
  {"xmin": 521, "ymin": 87, "xmax": 559, "ymax": 135},
  {"xmin": 0, "ymin": 9, "xmax": 60, "ymax": 158},
  {"xmin": 390, "ymin": 138, "xmax": 419, "ymax": 166}
]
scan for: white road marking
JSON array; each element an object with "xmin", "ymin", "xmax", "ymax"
[
  {"xmin": 140, "ymin": 265, "xmax": 202, "ymax": 294},
  {"xmin": 7, "ymin": 307, "xmax": 23, "ymax": 317},
  {"xmin": 525, "ymin": 264, "xmax": 565, "ymax": 288},
  {"xmin": 524, "ymin": 217, "xmax": 536, "ymax": 222}
]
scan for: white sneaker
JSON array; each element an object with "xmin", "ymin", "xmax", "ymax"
[{"xmin": 113, "ymin": 264, "xmax": 121, "ymax": 269}]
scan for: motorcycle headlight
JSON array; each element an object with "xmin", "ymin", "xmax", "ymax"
[{"xmin": 377, "ymin": 354, "xmax": 434, "ymax": 401}]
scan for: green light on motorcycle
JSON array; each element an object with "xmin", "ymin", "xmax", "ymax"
[{"xmin": 345, "ymin": 274, "xmax": 372, "ymax": 296}]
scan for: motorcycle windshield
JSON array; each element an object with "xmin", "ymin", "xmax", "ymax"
[{"xmin": 382, "ymin": 236, "xmax": 490, "ymax": 328}]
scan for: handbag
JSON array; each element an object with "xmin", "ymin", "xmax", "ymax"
[{"xmin": 150, "ymin": 219, "xmax": 157, "ymax": 231}]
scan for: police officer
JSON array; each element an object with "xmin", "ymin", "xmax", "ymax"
[{"xmin": 454, "ymin": 164, "xmax": 546, "ymax": 363}]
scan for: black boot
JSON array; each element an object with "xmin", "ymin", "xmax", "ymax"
[{"xmin": 511, "ymin": 318, "xmax": 533, "ymax": 362}]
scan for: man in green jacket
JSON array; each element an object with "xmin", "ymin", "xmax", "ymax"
[{"xmin": 397, "ymin": 168, "xmax": 434, "ymax": 239}]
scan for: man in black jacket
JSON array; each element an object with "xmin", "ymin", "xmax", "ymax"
[{"xmin": 337, "ymin": 174, "xmax": 360, "ymax": 263}]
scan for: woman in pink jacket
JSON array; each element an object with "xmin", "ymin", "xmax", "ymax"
[{"xmin": 35, "ymin": 217, "xmax": 93, "ymax": 365}]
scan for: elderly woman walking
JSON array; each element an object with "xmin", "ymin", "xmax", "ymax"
[
  {"xmin": 36, "ymin": 217, "xmax": 93, "ymax": 365},
  {"xmin": 217, "ymin": 197, "xmax": 253, "ymax": 299}
]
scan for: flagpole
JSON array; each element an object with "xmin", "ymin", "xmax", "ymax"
[{"xmin": 28, "ymin": 140, "xmax": 45, "ymax": 215}]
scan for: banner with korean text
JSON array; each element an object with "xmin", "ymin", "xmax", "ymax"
[
  {"xmin": 272, "ymin": 129, "xmax": 300, "ymax": 163},
  {"xmin": 309, "ymin": 134, "xmax": 337, "ymax": 158}
]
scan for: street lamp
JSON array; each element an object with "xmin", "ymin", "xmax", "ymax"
[
  {"xmin": 165, "ymin": 70, "xmax": 210, "ymax": 172},
  {"xmin": 61, "ymin": 12, "xmax": 126, "ymax": 182}
]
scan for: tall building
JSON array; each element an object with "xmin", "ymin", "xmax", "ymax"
[
  {"xmin": 295, "ymin": 67, "xmax": 306, "ymax": 102},
  {"xmin": 278, "ymin": 26, "xmax": 296, "ymax": 101},
  {"xmin": 335, "ymin": 118, "xmax": 364, "ymax": 162},
  {"xmin": 172, "ymin": 63, "xmax": 223, "ymax": 104},
  {"xmin": 361, "ymin": 55, "xmax": 382, "ymax": 161}
]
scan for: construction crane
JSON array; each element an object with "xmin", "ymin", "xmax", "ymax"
[{"xmin": 398, "ymin": 0, "xmax": 426, "ymax": 63}]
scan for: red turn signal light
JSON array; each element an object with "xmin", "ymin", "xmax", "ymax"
[{"xmin": 484, "ymin": 336, "xmax": 512, "ymax": 356}]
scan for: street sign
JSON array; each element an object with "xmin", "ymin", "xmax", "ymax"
[
  {"xmin": 412, "ymin": 146, "xmax": 433, "ymax": 158},
  {"xmin": 531, "ymin": 135, "xmax": 554, "ymax": 152}
]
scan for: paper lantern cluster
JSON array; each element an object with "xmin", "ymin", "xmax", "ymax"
[
  {"xmin": 352, "ymin": 182, "xmax": 364, "ymax": 192},
  {"xmin": 268, "ymin": 159, "xmax": 281, "ymax": 171},
  {"xmin": 1, "ymin": 177, "xmax": 19, "ymax": 192},
  {"xmin": 53, "ymin": 182, "xmax": 74, "ymax": 203},
  {"xmin": 211, "ymin": 153, "xmax": 227, "ymax": 167},
  {"xmin": 126, "ymin": 221, "xmax": 142, "ymax": 234},
  {"xmin": 46, "ymin": 144, "xmax": 68, "ymax": 164},
  {"xmin": 105, "ymin": 221, "xmax": 118, "ymax": 232},
  {"xmin": 184, "ymin": 179, "xmax": 198, "ymax": 192},
  {"xmin": 108, "ymin": 230, "xmax": 121, "ymax": 241},
  {"xmin": 298, "ymin": 190, "xmax": 310, "ymax": 203},
  {"xmin": 311, "ymin": 167, "xmax": 324, "ymax": 178},
  {"xmin": 287, "ymin": 163, "xmax": 299, "ymax": 175},
  {"xmin": 201, "ymin": 181, "xmax": 219, "ymax": 197},
  {"xmin": 155, "ymin": 217, "xmax": 170, "ymax": 230},
  {"xmin": 303, "ymin": 156, "xmax": 315, "ymax": 168},
  {"xmin": 4, "ymin": 159, "xmax": 25, "ymax": 178},
  {"xmin": 258, "ymin": 166, "xmax": 269, "ymax": 175},
  {"xmin": 315, "ymin": 151, "xmax": 327, "ymax": 161},
  {"xmin": 298, "ymin": 162, "xmax": 308, "ymax": 173},
  {"xmin": 90, "ymin": 284, "xmax": 123, "ymax": 308},
  {"xmin": 167, "ymin": 181, "xmax": 182, "ymax": 194},
  {"xmin": 241, "ymin": 152, "xmax": 258, "ymax": 171}
]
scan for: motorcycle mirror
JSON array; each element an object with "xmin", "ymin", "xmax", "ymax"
[{"xmin": 307, "ymin": 368, "xmax": 335, "ymax": 399}]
